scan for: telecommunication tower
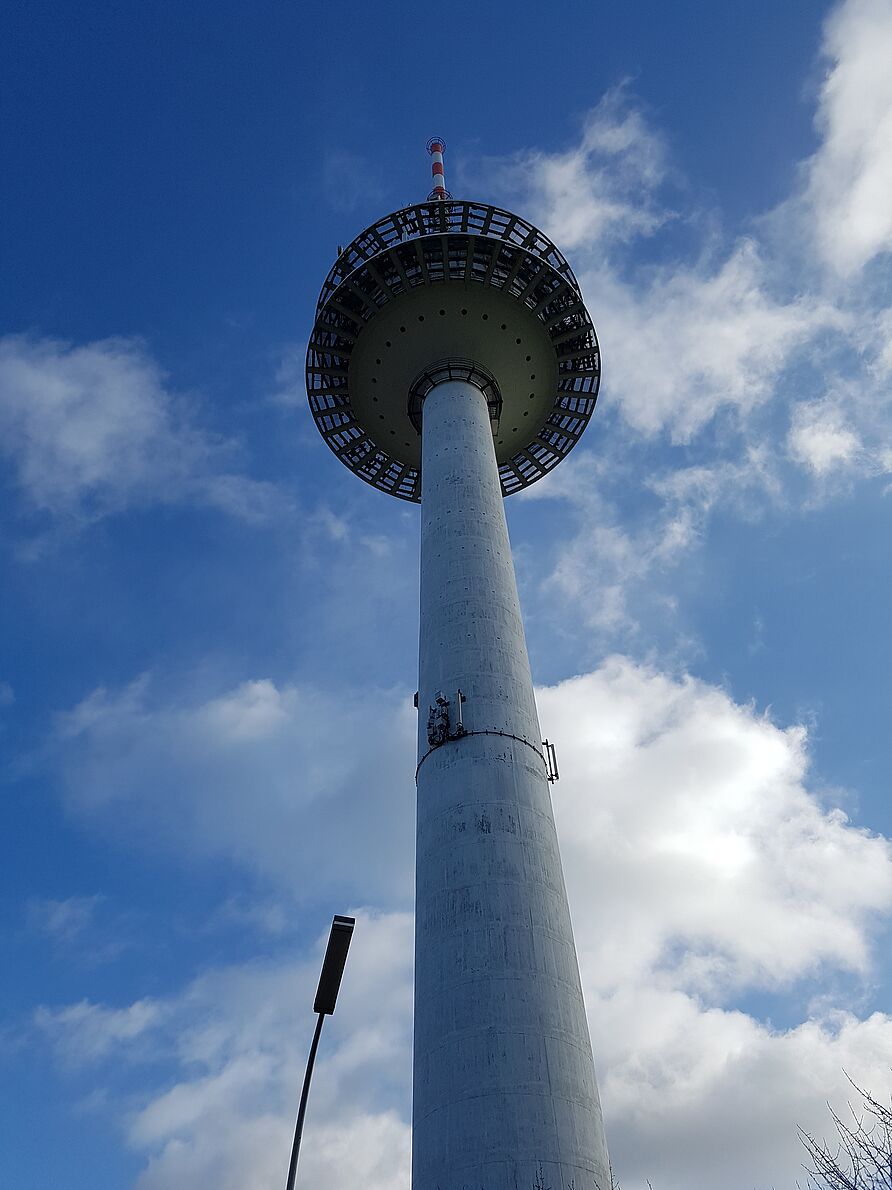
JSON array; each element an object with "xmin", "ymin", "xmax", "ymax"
[{"xmin": 306, "ymin": 140, "xmax": 610, "ymax": 1190}]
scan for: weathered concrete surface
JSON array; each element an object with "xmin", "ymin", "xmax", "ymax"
[{"xmin": 414, "ymin": 379, "xmax": 610, "ymax": 1190}]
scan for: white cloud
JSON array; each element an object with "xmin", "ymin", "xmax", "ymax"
[
  {"xmin": 26, "ymin": 894, "xmax": 103, "ymax": 944},
  {"xmin": 54, "ymin": 674, "xmax": 417, "ymax": 902},
  {"xmin": 37, "ymin": 912, "xmax": 413, "ymax": 1190},
  {"xmin": 24, "ymin": 892, "xmax": 136, "ymax": 965},
  {"xmin": 39, "ymin": 660, "xmax": 892, "ymax": 1190},
  {"xmin": 474, "ymin": 21, "xmax": 892, "ymax": 495},
  {"xmin": 488, "ymin": 52, "xmax": 892, "ymax": 638},
  {"xmin": 481, "ymin": 93, "xmax": 844, "ymax": 444},
  {"xmin": 596, "ymin": 993, "xmax": 892, "ymax": 1190},
  {"xmin": 521, "ymin": 444, "xmax": 779, "ymax": 637},
  {"xmin": 135, "ymin": 1107, "xmax": 411, "ymax": 1190},
  {"xmin": 35, "ymin": 998, "xmax": 164, "ymax": 1066},
  {"xmin": 198, "ymin": 679, "xmax": 292, "ymax": 741},
  {"xmin": 0, "ymin": 335, "xmax": 284, "ymax": 523},
  {"xmin": 545, "ymin": 659, "xmax": 892, "ymax": 1188},
  {"xmin": 785, "ymin": 376, "xmax": 892, "ymax": 486},
  {"xmin": 803, "ymin": 0, "xmax": 892, "ymax": 277},
  {"xmin": 788, "ymin": 399, "xmax": 863, "ymax": 476},
  {"xmin": 136, "ymin": 1111, "xmax": 288, "ymax": 1190},
  {"xmin": 541, "ymin": 659, "xmax": 892, "ymax": 996},
  {"xmin": 871, "ymin": 306, "xmax": 892, "ymax": 377},
  {"xmin": 473, "ymin": 86, "xmax": 671, "ymax": 256},
  {"xmin": 588, "ymin": 244, "xmax": 844, "ymax": 441}
]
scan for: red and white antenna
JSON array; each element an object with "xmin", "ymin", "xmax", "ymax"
[{"xmin": 427, "ymin": 136, "xmax": 449, "ymax": 201}]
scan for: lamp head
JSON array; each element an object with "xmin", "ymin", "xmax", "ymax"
[{"xmin": 313, "ymin": 915, "xmax": 355, "ymax": 1016}]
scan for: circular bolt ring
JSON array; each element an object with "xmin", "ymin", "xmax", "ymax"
[{"xmin": 408, "ymin": 358, "xmax": 503, "ymax": 435}]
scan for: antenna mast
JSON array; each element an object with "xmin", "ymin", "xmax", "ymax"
[{"xmin": 426, "ymin": 136, "xmax": 449, "ymax": 200}]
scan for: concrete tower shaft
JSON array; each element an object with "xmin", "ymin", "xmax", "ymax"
[{"xmin": 414, "ymin": 378, "xmax": 610, "ymax": 1190}]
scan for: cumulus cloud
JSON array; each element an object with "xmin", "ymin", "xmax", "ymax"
[
  {"xmin": 136, "ymin": 1107, "xmax": 411, "ymax": 1190},
  {"xmin": 36, "ymin": 912, "xmax": 413, "ymax": 1190},
  {"xmin": 53, "ymin": 674, "xmax": 417, "ymax": 903},
  {"xmin": 541, "ymin": 659, "xmax": 892, "ymax": 995},
  {"xmin": 0, "ymin": 335, "xmax": 284, "ymax": 523},
  {"xmin": 597, "ymin": 993, "xmax": 892, "ymax": 1189},
  {"xmin": 39, "ymin": 658, "xmax": 892, "ymax": 1190},
  {"xmin": 538, "ymin": 658, "xmax": 892, "ymax": 1186}
]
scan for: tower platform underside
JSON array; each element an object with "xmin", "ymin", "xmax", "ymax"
[{"xmin": 306, "ymin": 200, "xmax": 601, "ymax": 502}]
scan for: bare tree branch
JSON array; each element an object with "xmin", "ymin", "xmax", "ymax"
[{"xmin": 799, "ymin": 1076, "xmax": 892, "ymax": 1190}]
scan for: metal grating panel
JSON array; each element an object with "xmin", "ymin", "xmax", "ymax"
[{"xmin": 307, "ymin": 202, "xmax": 600, "ymax": 502}]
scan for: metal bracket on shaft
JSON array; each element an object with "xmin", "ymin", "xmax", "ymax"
[{"xmin": 543, "ymin": 739, "xmax": 559, "ymax": 783}]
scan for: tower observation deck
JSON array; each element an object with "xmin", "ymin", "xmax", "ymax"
[{"xmin": 306, "ymin": 140, "xmax": 610, "ymax": 1190}]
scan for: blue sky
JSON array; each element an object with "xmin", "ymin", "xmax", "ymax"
[{"xmin": 2, "ymin": 1, "xmax": 892, "ymax": 1187}]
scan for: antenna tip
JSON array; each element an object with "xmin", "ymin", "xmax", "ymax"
[{"xmin": 426, "ymin": 136, "xmax": 446, "ymax": 155}]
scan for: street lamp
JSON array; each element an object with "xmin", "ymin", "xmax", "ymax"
[{"xmin": 284, "ymin": 914, "xmax": 356, "ymax": 1190}]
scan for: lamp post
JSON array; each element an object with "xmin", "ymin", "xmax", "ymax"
[{"xmin": 284, "ymin": 914, "xmax": 355, "ymax": 1190}]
